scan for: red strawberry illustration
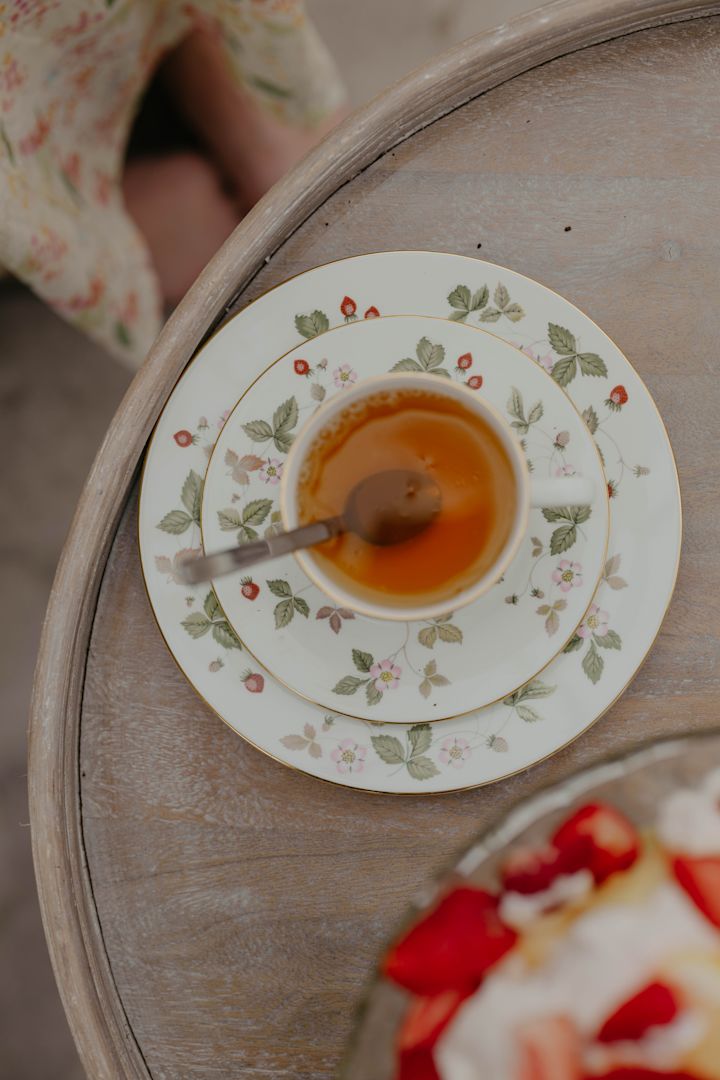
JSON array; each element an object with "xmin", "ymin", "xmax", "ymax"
[
  {"xmin": 294, "ymin": 358, "xmax": 310, "ymax": 376},
  {"xmin": 341, "ymin": 295, "xmax": 357, "ymax": 320},
  {"xmin": 597, "ymin": 980, "xmax": 679, "ymax": 1043},
  {"xmin": 242, "ymin": 671, "xmax": 264, "ymax": 693},
  {"xmin": 457, "ymin": 352, "xmax": 473, "ymax": 371},
  {"xmin": 551, "ymin": 802, "xmax": 639, "ymax": 884},
  {"xmin": 383, "ymin": 886, "xmax": 517, "ymax": 995},
  {"xmin": 364, "ymin": 305, "xmax": 380, "ymax": 319},
  {"xmin": 240, "ymin": 577, "xmax": 259, "ymax": 601},
  {"xmin": 606, "ymin": 385, "xmax": 628, "ymax": 411},
  {"xmin": 466, "ymin": 375, "xmax": 483, "ymax": 390},
  {"xmin": 173, "ymin": 429, "xmax": 194, "ymax": 447}
]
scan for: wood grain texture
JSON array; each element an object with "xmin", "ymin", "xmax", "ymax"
[{"xmin": 29, "ymin": 3, "xmax": 720, "ymax": 1077}]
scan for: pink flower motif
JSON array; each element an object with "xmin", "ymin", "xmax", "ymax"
[
  {"xmin": 556, "ymin": 463, "xmax": 577, "ymax": 477},
  {"xmin": 578, "ymin": 603, "xmax": 610, "ymax": 639},
  {"xmin": 369, "ymin": 659, "xmax": 402, "ymax": 692},
  {"xmin": 333, "ymin": 363, "xmax": 357, "ymax": 388},
  {"xmin": 439, "ymin": 736, "xmax": 471, "ymax": 769},
  {"xmin": 512, "ymin": 343, "xmax": 555, "ymax": 374},
  {"xmin": 331, "ymin": 738, "xmax": 367, "ymax": 774},
  {"xmin": 552, "ymin": 560, "xmax": 583, "ymax": 592},
  {"xmin": 218, "ymin": 409, "xmax": 231, "ymax": 430},
  {"xmin": 259, "ymin": 457, "xmax": 283, "ymax": 485}
]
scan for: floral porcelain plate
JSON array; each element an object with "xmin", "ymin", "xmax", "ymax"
[
  {"xmin": 138, "ymin": 252, "xmax": 681, "ymax": 794},
  {"xmin": 202, "ymin": 315, "xmax": 609, "ymax": 723}
]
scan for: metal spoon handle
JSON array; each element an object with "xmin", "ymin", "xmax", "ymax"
[{"xmin": 179, "ymin": 518, "xmax": 343, "ymax": 586}]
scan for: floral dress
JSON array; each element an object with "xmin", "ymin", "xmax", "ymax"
[{"xmin": 0, "ymin": 1, "xmax": 345, "ymax": 365}]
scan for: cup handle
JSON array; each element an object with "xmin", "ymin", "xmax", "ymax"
[{"xmin": 529, "ymin": 475, "xmax": 595, "ymax": 509}]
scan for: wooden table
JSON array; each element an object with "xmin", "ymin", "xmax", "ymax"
[{"xmin": 29, "ymin": 1, "xmax": 720, "ymax": 1075}]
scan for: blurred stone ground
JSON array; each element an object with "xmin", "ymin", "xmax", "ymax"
[{"xmin": 0, "ymin": 1, "xmax": 538, "ymax": 1075}]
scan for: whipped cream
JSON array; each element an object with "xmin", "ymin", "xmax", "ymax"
[
  {"xmin": 436, "ymin": 882, "xmax": 717, "ymax": 1079},
  {"xmin": 499, "ymin": 870, "xmax": 594, "ymax": 930},
  {"xmin": 658, "ymin": 768, "xmax": 720, "ymax": 856}
]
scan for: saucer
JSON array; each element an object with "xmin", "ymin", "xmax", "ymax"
[
  {"xmin": 202, "ymin": 316, "xmax": 608, "ymax": 723},
  {"xmin": 138, "ymin": 252, "xmax": 680, "ymax": 793}
]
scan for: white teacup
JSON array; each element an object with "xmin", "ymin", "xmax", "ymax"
[{"xmin": 280, "ymin": 373, "xmax": 594, "ymax": 621}]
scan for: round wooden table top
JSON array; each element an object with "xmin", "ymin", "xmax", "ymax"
[{"xmin": 29, "ymin": 2, "xmax": 720, "ymax": 1075}]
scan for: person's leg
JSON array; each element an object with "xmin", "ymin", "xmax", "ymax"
[
  {"xmin": 122, "ymin": 152, "xmax": 240, "ymax": 306},
  {"xmin": 161, "ymin": 26, "xmax": 349, "ymax": 210}
]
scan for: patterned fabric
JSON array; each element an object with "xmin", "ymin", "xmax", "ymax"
[{"xmin": 0, "ymin": 1, "xmax": 345, "ymax": 365}]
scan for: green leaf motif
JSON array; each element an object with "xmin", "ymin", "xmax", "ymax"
[
  {"xmin": 517, "ymin": 704, "xmax": 541, "ymax": 722},
  {"xmin": 274, "ymin": 598, "xmax": 294, "ymax": 629},
  {"xmin": 437, "ymin": 623, "xmax": 463, "ymax": 644},
  {"xmin": 495, "ymin": 283, "xmax": 510, "ymax": 309},
  {"xmin": 471, "ymin": 286, "xmax": 489, "ymax": 310},
  {"xmin": 595, "ymin": 629, "xmax": 622, "ymax": 650},
  {"xmin": 527, "ymin": 402, "xmax": 544, "ymax": 425},
  {"xmin": 391, "ymin": 357, "xmax": 422, "ymax": 373},
  {"xmin": 552, "ymin": 355, "xmax": 577, "ymax": 387},
  {"xmin": 564, "ymin": 634, "xmax": 583, "ymax": 653},
  {"xmin": 273, "ymin": 397, "xmax": 298, "ymax": 435},
  {"xmin": 418, "ymin": 626, "xmax": 438, "ymax": 649},
  {"xmin": 267, "ymin": 578, "xmax": 292, "ymax": 598},
  {"xmin": 583, "ymin": 406, "xmax": 599, "ymax": 434},
  {"xmin": 508, "ymin": 387, "xmax": 524, "ymax": 422},
  {"xmin": 293, "ymin": 596, "xmax": 310, "ymax": 618},
  {"xmin": 333, "ymin": 675, "xmax": 367, "ymax": 695},
  {"xmin": 181, "ymin": 470, "xmax": 203, "ymax": 522},
  {"xmin": 158, "ymin": 509, "xmax": 193, "ymax": 534},
  {"xmin": 416, "ymin": 337, "xmax": 445, "ymax": 370},
  {"xmin": 582, "ymin": 640, "xmax": 604, "ymax": 683},
  {"xmin": 273, "ymin": 430, "xmax": 294, "ymax": 454},
  {"xmin": 548, "ymin": 323, "xmax": 578, "ymax": 355},
  {"xmin": 181, "ymin": 612, "xmax": 210, "ymax": 639},
  {"xmin": 371, "ymin": 734, "xmax": 405, "ymax": 764},
  {"xmin": 204, "ymin": 590, "xmax": 220, "ymax": 620},
  {"xmin": 407, "ymin": 756, "xmax": 440, "ymax": 781},
  {"xmin": 550, "ymin": 524, "xmax": 577, "ymax": 554},
  {"xmin": 237, "ymin": 525, "xmax": 258, "ymax": 543},
  {"xmin": 449, "ymin": 310, "xmax": 469, "ymax": 322},
  {"xmin": 578, "ymin": 353, "xmax": 608, "ymax": 378},
  {"xmin": 242, "ymin": 419, "xmax": 274, "ymax": 442},
  {"xmin": 430, "ymin": 674, "xmax": 450, "ymax": 687},
  {"xmin": 295, "ymin": 310, "xmax": 329, "ymax": 339},
  {"xmin": 419, "ymin": 678, "xmax": 432, "ymax": 699},
  {"xmin": 352, "ymin": 648, "xmax": 374, "ymax": 673},
  {"xmin": 218, "ymin": 508, "xmax": 242, "ymax": 531},
  {"xmin": 212, "ymin": 622, "xmax": 241, "ymax": 650},
  {"xmin": 447, "ymin": 285, "xmax": 471, "ymax": 311},
  {"xmin": 243, "ymin": 499, "xmax": 273, "ymax": 526},
  {"xmin": 366, "ymin": 682, "xmax": 383, "ymax": 707},
  {"xmin": 503, "ymin": 303, "xmax": 525, "ymax": 322},
  {"xmin": 408, "ymin": 723, "xmax": 432, "ymax": 756},
  {"xmin": 504, "ymin": 679, "xmax": 556, "ymax": 706},
  {"xmin": 479, "ymin": 307, "xmax": 502, "ymax": 323}
]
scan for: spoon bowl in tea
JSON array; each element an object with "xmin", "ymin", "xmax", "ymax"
[{"xmin": 179, "ymin": 468, "xmax": 441, "ymax": 586}]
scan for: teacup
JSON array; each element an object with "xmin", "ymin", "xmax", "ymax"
[{"xmin": 280, "ymin": 373, "xmax": 593, "ymax": 621}]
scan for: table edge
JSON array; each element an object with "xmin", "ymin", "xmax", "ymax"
[{"xmin": 28, "ymin": 2, "xmax": 720, "ymax": 1075}]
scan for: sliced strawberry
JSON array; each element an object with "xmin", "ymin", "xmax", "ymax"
[
  {"xmin": 383, "ymin": 887, "xmax": 517, "ymax": 995},
  {"xmin": 673, "ymin": 855, "xmax": 720, "ymax": 928},
  {"xmin": 398, "ymin": 989, "xmax": 468, "ymax": 1052},
  {"xmin": 586, "ymin": 1069, "xmax": 700, "ymax": 1080},
  {"xmin": 397, "ymin": 1047, "xmax": 440, "ymax": 1080},
  {"xmin": 597, "ymin": 980, "xmax": 679, "ymax": 1043},
  {"xmin": 516, "ymin": 1015, "xmax": 582, "ymax": 1080},
  {"xmin": 501, "ymin": 843, "xmax": 569, "ymax": 895},
  {"xmin": 552, "ymin": 803, "xmax": 639, "ymax": 884}
]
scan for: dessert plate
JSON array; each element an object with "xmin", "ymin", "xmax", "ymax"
[
  {"xmin": 138, "ymin": 252, "xmax": 680, "ymax": 794},
  {"xmin": 342, "ymin": 731, "xmax": 720, "ymax": 1079},
  {"xmin": 202, "ymin": 316, "xmax": 608, "ymax": 723}
]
